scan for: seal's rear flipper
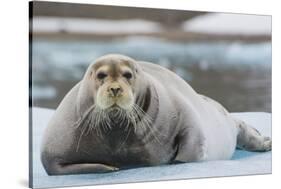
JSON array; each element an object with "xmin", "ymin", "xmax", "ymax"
[{"xmin": 235, "ymin": 118, "xmax": 271, "ymax": 152}]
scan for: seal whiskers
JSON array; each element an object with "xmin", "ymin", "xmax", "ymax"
[
  {"xmin": 73, "ymin": 104, "xmax": 96, "ymax": 129},
  {"xmin": 75, "ymin": 106, "xmax": 108, "ymax": 152},
  {"xmin": 129, "ymin": 104, "xmax": 165, "ymax": 145}
]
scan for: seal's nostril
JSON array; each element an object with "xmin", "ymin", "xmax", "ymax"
[{"xmin": 110, "ymin": 87, "xmax": 121, "ymax": 96}]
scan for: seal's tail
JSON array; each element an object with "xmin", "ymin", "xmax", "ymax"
[{"xmin": 234, "ymin": 118, "xmax": 271, "ymax": 152}]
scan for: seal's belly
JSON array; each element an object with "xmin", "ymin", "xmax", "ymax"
[
  {"xmin": 76, "ymin": 131, "xmax": 177, "ymax": 168},
  {"xmin": 105, "ymin": 146, "xmax": 160, "ymax": 168},
  {"xmin": 103, "ymin": 140, "xmax": 176, "ymax": 168}
]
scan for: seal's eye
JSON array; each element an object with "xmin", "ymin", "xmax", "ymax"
[
  {"xmin": 123, "ymin": 72, "xmax": 132, "ymax": 79},
  {"xmin": 97, "ymin": 72, "xmax": 107, "ymax": 79}
]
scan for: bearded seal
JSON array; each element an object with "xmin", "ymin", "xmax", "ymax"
[{"xmin": 41, "ymin": 54, "xmax": 271, "ymax": 175}]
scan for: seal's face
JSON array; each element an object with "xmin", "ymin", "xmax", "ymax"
[{"xmin": 91, "ymin": 55, "xmax": 137, "ymax": 111}]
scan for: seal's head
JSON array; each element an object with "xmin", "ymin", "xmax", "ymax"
[
  {"xmin": 76, "ymin": 54, "xmax": 154, "ymax": 137},
  {"xmin": 89, "ymin": 54, "xmax": 139, "ymax": 111}
]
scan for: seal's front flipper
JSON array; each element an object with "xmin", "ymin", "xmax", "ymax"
[
  {"xmin": 236, "ymin": 119, "xmax": 271, "ymax": 152},
  {"xmin": 47, "ymin": 163, "xmax": 119, "ymax": 175}
]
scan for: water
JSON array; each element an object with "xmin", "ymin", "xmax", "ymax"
[{"xmin": 31, "ymin": 37, "xmax": 271, "ymax": 112}]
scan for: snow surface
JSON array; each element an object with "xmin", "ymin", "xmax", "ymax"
[
  {"xmin": 31, "ymin": 107, "xmax": 271, "ymax": 188},
  {"xmin": 183, "ymin": 13, "xmax": 271, "ymax": 35}
]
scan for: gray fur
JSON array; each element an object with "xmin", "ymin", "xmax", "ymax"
[{"xmin": 41, "ymin": 54, "xmax": 271, "ymax": 175}]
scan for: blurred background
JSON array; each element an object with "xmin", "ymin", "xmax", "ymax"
[{"xmin": 30, "ymin": 1, "xmax": 271, "ymax": 112}]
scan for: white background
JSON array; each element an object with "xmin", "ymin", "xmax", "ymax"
[{"xmin": 0, "ymin": 0, "xmax": 280, "ymax": 188}]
